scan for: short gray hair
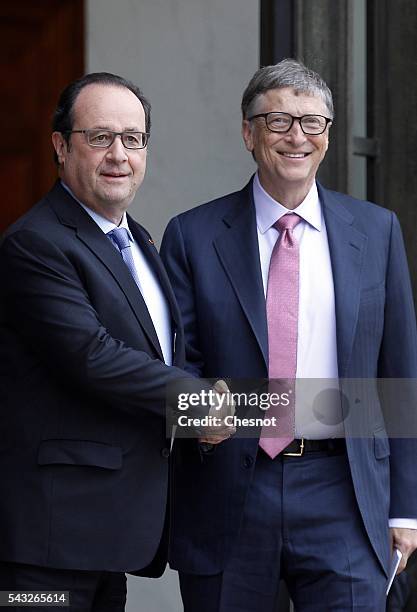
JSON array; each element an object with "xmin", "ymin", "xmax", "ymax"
[{"xmin": 241, "ymin": 58, "xmax": 334, "ymax": 120}]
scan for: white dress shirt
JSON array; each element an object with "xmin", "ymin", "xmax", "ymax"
[
  {"xmin": 253, "ymin": 173, "xmax": 416, "ymax": 529},
  {"xmin": 61, "ymin": 182, "xmax": 172, "ymax": 366},
  {"xmin": 253, "ymin": 173, "xmax": 343, "ymax": 439}
]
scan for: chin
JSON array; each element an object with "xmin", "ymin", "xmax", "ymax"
[
  {"xmin": 276, "ymin": 172, "xmax": 308, "ymax": 185},
  {"xmin": 102, "ymin": 187, "xmax": 131, "ymax": 203}
]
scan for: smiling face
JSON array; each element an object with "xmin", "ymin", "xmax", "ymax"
[
  {"xmin": 242, "ymin": 87, "xmax": 331, "ymax": 208},
  {"xmin": 52, "ymin": 83, "xmax": 147, "ymax": 224}
]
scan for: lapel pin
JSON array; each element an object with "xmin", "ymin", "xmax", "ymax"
[{"xmin": 148, "ymin": 238, "xmax": 154, "ymax": 245}]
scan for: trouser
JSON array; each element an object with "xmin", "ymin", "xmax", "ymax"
[
  {"xmin": 180, "ymin": 448, "xmax": 387, "ymax": 611},
  {"xmin": 0, "ymin": 562, "xmax": 127, "ymax": 611}
]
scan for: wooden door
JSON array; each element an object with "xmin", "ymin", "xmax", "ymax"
[{"xmin": 0, "ymin": 1, "xmax": 84, "ymax": 233}]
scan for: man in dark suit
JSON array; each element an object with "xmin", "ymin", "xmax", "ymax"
[
  {"xmin": 161, "ymin": 59, "xmax": 417, "ymax": 610},
  {"xmin": 0, "ymin": 72, "xmax": 230, "ymax": 611}
]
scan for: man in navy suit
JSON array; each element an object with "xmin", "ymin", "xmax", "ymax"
[
  {"xmin": 0, "ymin": 72, "xmax": 230, "ymax": 611},
  {"xmin": 161, "ymin": 59, "xmax": 417, "ymax": 610}
]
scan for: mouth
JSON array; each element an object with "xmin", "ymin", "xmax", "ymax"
[
  {"xmin": 101, "ymin": 172, "xmax": 129, "ymax": 179},
  {"xmin": 278, "ymin": 152, "xmax": 312, "ymax": 159}
]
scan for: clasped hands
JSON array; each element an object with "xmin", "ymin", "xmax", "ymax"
[{"xmin": 198, "ymin": 379, "xmax": 236, "ymax": 445}]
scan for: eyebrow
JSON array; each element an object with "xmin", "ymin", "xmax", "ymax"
[{"xmin": 90, "ymin": 126, "xmax": 143, "ymax": 132}]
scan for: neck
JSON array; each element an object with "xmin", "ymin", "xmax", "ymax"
[
  {"xmin": 81, "ymin": 200, "xmax": 124, "ymax": 226},
  {"xmin": 98, "ymin": 208, "xmax": 124, "ymax": 226},
  {"xmin": 258, "ymin": 175, "xmax": 314, "ymax": 210}
]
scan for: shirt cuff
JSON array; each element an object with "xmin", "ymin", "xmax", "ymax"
[{"xmin": 389, "ymin": 518, "xmax": 417, "ymax": 529}]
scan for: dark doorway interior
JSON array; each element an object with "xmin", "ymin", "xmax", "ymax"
[{"xmin": 0, "ymin": 1, "xmax": 84, "ymax": 233}]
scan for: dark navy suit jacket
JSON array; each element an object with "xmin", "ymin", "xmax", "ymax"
[
  {"xmin": 0, "ymin": 181, "xmax": 192, "ymax": 574},
  {"xmin": 161, "ymin": 178, "xmax": 417, "ymax": 576}
]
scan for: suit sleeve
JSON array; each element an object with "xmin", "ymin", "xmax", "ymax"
[
  {"xmin": 160, "ymin": 217, "xmax": 205, "ymax": 378},
  {"xmin": 1, "ymin": 228, "xmax": 204, "ymax": 420},
  {"xmin": 378, "ymin": 213, "xmax": 417, "ymax": 518}
]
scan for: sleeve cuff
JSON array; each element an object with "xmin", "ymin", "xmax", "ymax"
[{"xmin": 389, "ymin": 518, "xmax": 417, "ymax": 529}]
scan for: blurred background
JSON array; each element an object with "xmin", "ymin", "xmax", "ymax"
[{"xmin": 1, "ymin": 1, "xmax": 417, "ymax": 610}]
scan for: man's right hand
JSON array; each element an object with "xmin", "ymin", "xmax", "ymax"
[{"xmin": 199, "ymin": 379, "xmax": 236, "ymax": 445}]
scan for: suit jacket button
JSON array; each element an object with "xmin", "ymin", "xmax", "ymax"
[
  {"xmin": 161, "ymin": 448, "xmax": 170, "ymax": 459},
  {"xmin": 243, "ymin": 455, "xmax": 253, "ymax": 468}
]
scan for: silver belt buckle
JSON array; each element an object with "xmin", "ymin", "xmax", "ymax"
[{"xmin": 283, "ymin": 438, "xmax": 305, "ymax": 457}]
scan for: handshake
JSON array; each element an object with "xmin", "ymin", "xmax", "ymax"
[{"xmin": 198, "ymin": 379, "xmax": 236, "ymax": 446}]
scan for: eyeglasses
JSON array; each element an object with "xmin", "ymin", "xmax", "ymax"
[
  {"xmin": 67, "ymin": 129, "xmax": 150, "ymax": 149},
  {"xmin": 247, "ymin": 112, "xmax": 332, "ymax": 135}
]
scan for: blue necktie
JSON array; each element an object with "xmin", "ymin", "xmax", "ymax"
[{"xmin": 107, "ymin": 227, "xmax": 142, "ymax": 291}]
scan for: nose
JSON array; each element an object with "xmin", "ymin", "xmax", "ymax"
[
  {"xmin": 284, "ymin": 118, "xmax": 307, "ymax": 143},
  {"xmin": 105, "ymin": 135, "xmax": 129, "ymax": 162}
]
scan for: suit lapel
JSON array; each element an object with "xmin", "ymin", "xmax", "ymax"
[
  {"xmin": 319, "ymin": 184, "xmax": 367, "ymax": 377},
  {"xmin": 128, "ymin": 217, "xmax": 184, "ymax": 366},
  {"xmin": 49, "ymin": 183, "xmax": 164, "ymax": 360},
  {"xmin": 207, "ymin": 178, "xmax": 368, "ymax": 378},
  {"xmin": 213, "ymin": 181, "xmax": 268, "ymax": 370}
]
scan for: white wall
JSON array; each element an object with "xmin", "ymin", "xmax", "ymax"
[
  {"xmin": 87, "ymin": 1, "xmax": 258, "ymax": 610},
  {"xmin": 87, "ymin": 0, "xmax": 258, "ymax": 245}
]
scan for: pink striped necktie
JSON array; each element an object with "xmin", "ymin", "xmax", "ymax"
[{"xmin": 259, "ymin": 213, "xmax": 301, "ymax": 459}]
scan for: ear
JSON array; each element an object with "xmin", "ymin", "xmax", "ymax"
[
  {"xmin": 52, "ymin": 132, "xmax": 68, "ymax": 165},
  {"xmin": 324, "ymin": 121, "xmax": 332, "ymax": 150},
  {"xmin": 323, "ymin": 125, "xmax": 331, "ymax": 154},
  {"xmin": 241, "ymin": 120, "xmax": 255, "ymax": 153}
]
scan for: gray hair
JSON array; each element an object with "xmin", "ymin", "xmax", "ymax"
[{"xmin": 241, "ymin": 58, "xmax": 334, "ymax": 120}]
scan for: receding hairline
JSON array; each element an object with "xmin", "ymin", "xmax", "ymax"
[
  {"xmin": 69, "ymin": 82, "xmax": 147, "ymax": 124},
  {"xmin": 72, "ymin": 81, "xmax": 146, "ymax": 106}
]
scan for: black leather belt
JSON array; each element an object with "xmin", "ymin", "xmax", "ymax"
[{"xmin": 281, "ymin": 438, "xmax": 346, "ymax": 457}]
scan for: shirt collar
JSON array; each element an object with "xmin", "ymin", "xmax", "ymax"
[
  {"xmin": 61, "ymin": 180, "xmax": 133, "ymax": 240},
  {"xmin": 253, "ymin": 172, "xmax": 322, "ymax": 234}
]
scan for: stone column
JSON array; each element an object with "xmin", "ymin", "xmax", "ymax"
[
  {"xmin": 295, "ymin": 0, "xmax": 352, "ymax": 193},
  {"xmin": 368, "ymin": 0, "xmax": 417, "ymax": 297}
]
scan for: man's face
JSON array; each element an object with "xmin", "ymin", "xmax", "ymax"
[
  {"xmin": 242, "ymin": 87, "xmax": 331, "ymax": 201},
  {"xmin": 52, "ymin": 83, "xmax": 147, "ymax": 223}
]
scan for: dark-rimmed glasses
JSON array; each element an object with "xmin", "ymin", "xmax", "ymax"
[
  {"xmin": 247, "ymin": 112, "xmax": 332, "ymax": 135},
  {"xmin": 67, "ymin": 129, "xmax": 150, "ymax": 149}
]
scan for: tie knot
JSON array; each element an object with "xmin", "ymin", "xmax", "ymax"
[
  {"xmin": 275, "ymin": 213, "xmax": 301, "ymax": 233},
  {"xmin": 108, "ymin": 227, "xmax": 130, "ymax": 251}
]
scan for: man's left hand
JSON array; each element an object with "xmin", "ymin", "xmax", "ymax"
[{"xmin": 390, "ymin": 527, "xmax": 417, "ymax": 574}]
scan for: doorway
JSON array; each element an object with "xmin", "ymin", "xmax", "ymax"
[{"xmin": 0, "ymin": 1, "xmax": 84, "ymax": 233}]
